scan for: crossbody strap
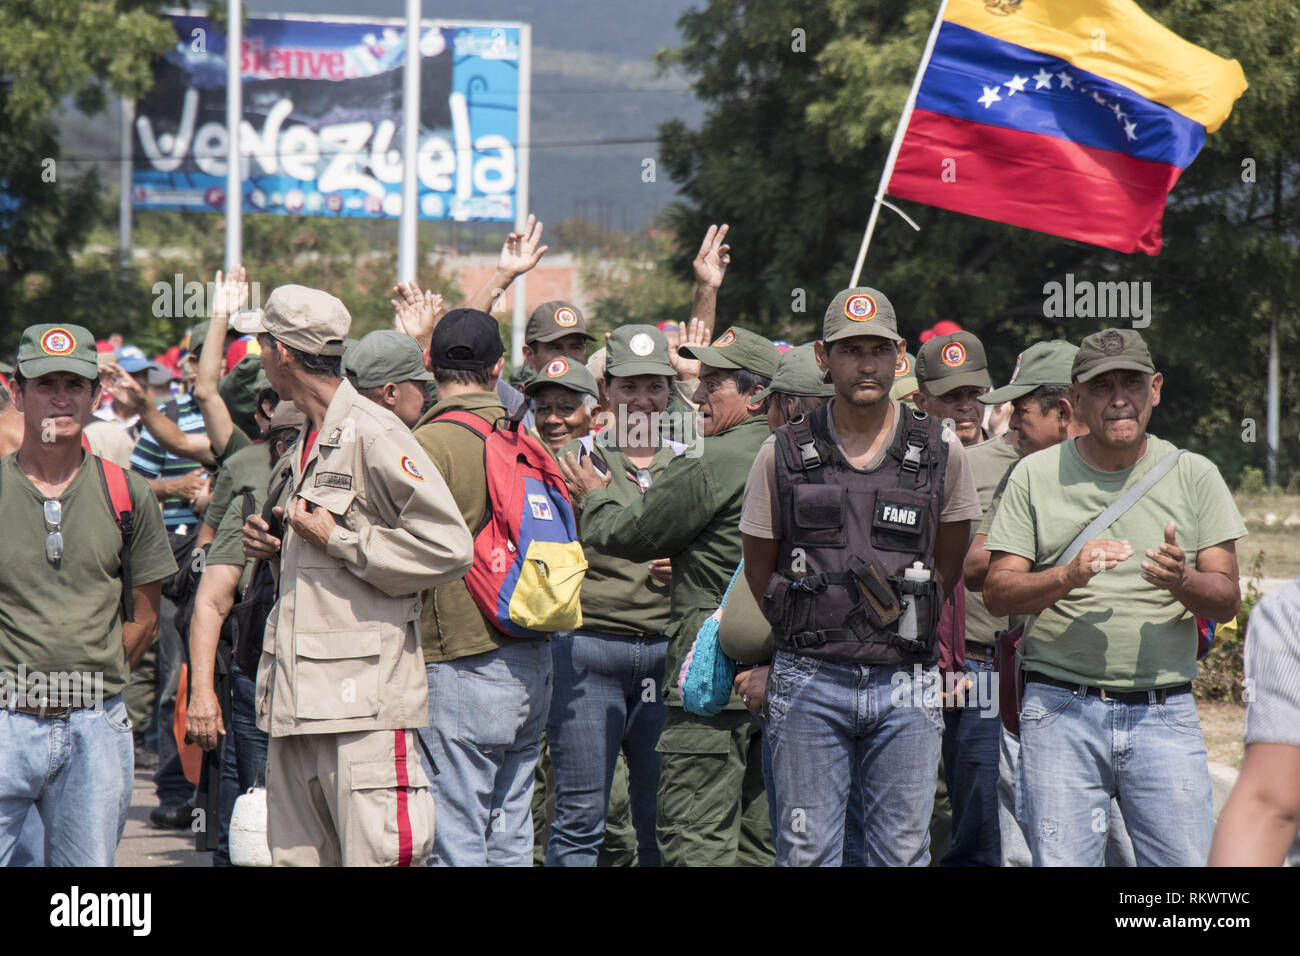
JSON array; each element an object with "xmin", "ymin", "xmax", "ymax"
[{"xmin": 1054, "ymin": 449, "xmax": 1186, "ymax": 568}]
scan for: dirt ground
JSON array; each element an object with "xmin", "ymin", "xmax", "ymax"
[
  {"xmin": 1198, "ymin": 699, "xmax": 1246, "ymax": 771},
  {"xmin": 1235, "ymin": 493, "xmax": 1300, "ymax": 579}
]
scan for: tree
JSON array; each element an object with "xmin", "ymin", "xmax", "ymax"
[
  {"xmin": 0, "ymin": 0, "xmax": 175, "ymax": 347},
  {"xmin": 657, "ymin": 0, "xmax": 1300, "ymax": 484}
]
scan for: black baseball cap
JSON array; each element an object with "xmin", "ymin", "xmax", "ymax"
[{"xmin": 429, "ymin": 309, "xmax": 505, "ymax": 370}]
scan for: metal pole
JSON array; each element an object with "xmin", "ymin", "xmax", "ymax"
[
  {"xmin": 848, "ymin": 0, "xmax": 949, "ymax": 287},
  {"xmin": 511, "ymin": 23, "xmax": 532, "ymax": 367},
  {"xmin": 119, "ymin": 97, "xmax": 134, "ymax": 280},
  {"xmin": 225, "ymin": 0, "xmax": 242, "ymax": 270},
  {"xmin": 398, "ymin": 0, "xmax": 421, "ymax": 283},
  {"xmin": 1267, "ymin": 308, "xmax": 1280, "ymax": 487}
]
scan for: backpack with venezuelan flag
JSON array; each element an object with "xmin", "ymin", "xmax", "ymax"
[{"xmin": 432, "ymin": 407, "xmax": 587, "ymax": 638}]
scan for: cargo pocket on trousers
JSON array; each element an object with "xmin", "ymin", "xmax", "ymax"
[
  {"xmin": 655, "ymin": 719, "xmax": 733, "ymax": 828},
  {"xmin": 293, "ymin": 628, "xmax": 381, "ymax": 720},
  {"xmin": 347, "ymin": 752, "xmax": 434, "ymax": 866}
]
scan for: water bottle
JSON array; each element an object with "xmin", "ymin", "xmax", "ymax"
[{"xmin": 898, "ymin": 562, "xmax": 931, "ymax": 643}]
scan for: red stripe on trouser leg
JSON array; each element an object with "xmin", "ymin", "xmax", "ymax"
[{"xmin": 395, "ymin": 730, "xmax": 412, "ymax": 867}]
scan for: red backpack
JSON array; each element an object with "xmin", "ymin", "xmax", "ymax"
[
  {"xmin": 432, "ymin": 408, "xmax": 586, "ymax": 639},
  {"xmin": 80, "ymin": 434, "xmax": 138, "ymax": 620}
]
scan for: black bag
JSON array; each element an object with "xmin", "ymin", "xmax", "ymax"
[{"xmin": 230, "ymin": 471, "xmax": 291, "ymax": 676}]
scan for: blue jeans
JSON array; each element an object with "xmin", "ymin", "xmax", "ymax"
[
  {"xmin": 545, "ymin": 629, "xmax": 667, "ymax": 867},
  {"xmin": 0, "ymin": 695, "xmax": 134, "ymax": 866},
  {"xmin": 154, "ymin": 595, "xmax": 195, "ymax": 808},
  {"xmin": 215, "ymin": 662, "xmax": 269, "ymax": 867},
  {"xmin": 765, "ymin": 652, "xmax": 943, "ymax": 866},
  {"xmin": 1018, "ymin": 680, "xmax": 1213, "ymax": 866},
  {"xmin": 940, "ymin": 656, "xmax": 1001, "ymax": 866},
  {"xmin": 421, "ymin": 640, "xmax": 552, "ymax": 867},
  {"xmin": 999, "ymin": 722, "xmax": 1135, "ymax": 867}
]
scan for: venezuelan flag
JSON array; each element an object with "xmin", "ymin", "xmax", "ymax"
[{"xmin": 887, "ymin": 0, "xmax": 1247, "ymax": 254}]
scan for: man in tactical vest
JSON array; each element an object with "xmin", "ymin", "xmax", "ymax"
[{"xmin": 741, "ymin": 288, "xmax": 981, "ymax": 866}]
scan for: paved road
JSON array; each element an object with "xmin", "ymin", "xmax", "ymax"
[{"xmin": 114, "ymin": 768, "xmax": 206, "ymax": 868}]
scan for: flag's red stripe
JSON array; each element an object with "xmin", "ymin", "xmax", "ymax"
[
  {"xmin": 395, "ymin": 730, "xmax": 412, "ymax": 867},
  {"xmin": 888, "ymin": 109, "xmax": 1184, "ymax": 255}
]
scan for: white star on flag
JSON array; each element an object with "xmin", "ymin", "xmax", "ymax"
[
  {"xmin": 1004, "ymin": 74, "xmax": 1028, "ymax": 96},
  {"xmin": 1032, "ymin": 68, "xmax": 1054, "ymax": 89},
  {"xmin": 978, "ymin": 85, "xmax": 1003, "ymax": 108},
  {"xmin": 1091, "ymin": 90, "xmax": 1107, "ymax": 105},
  {"xmin": 1124, "ymin": 119, "xmax": 1138, "ymax": 140},
  {"xmin": 1057, "ymin": 71, "xmax": 1074, "ymax": 89}
]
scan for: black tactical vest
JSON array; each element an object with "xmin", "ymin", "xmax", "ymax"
[{"xmin": 763, "ymin": 401, "xmax": 947, "ymax": 666}]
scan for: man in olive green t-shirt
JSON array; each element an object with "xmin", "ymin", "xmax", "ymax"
[
  {"xmin": 984, "ymin": 329, "xmax": 1244, "ymax": 866},
  {"xmin": 0, "ymin": 323, "xmax": 176, "ymax": 867}
]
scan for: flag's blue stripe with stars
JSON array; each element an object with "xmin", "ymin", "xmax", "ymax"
[{"xmin": 916, "ymin": 22, "xmax": 1205, "ymax": 170}]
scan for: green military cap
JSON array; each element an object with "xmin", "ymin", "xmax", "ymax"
[
  {"xmin": 889, "ymin": 349, "xmax": 919, "ymax": 402},
  {"xmin": 523, "ymin": 356, "xmax": 599, "ymax": 399},
  {"xmin": 678, "ymin": 326, "xmax": 780, "ymax": 379},
  {"xmin": 343, "ymin": 330, "xmax": 435, "ymax": 389},
  {"xmin": 916, "ymin": 330, "xmax": 992, "ymax": 394},
  {"xmin": 0, "ymin": 359, "xmax": 12, "ymax": 375},
  {"xmin": 219, "ymin": 355, "xmax": 273, "ymax": 440},
  {"xmin": 526, "ymin": 301, "xmax": 596, "ymax": 344},
  {"xmin": 605, "ymin": 324, "xmax": 675, "ymax": 378},
  {"xmin": 16, "ymin": 324, "xmax": 100, "ymax": 380},
  {"xmin": 754, "ymin": 344, "xmax": 836, "ymax": 402},
  {"xmin": 981, "ymin": 340, "xmax": 1079, "ymax": 404},
  {"xmin": 1072, "ymin": 328, "xmax": 1155, "ymax": 383},
  {"xmin": 822, "ymin": 288, "xmax": 901, "ymax": 344},
  {"xmin": 186, "ymin": 317, "xmax": 236, "ymax": 352}
]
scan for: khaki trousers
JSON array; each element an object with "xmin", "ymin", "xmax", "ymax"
[{"xmin": 267, "ymin": 728, "xmax": 434, "ymax": 867}]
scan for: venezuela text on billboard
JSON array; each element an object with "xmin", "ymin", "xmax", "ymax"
[{"xmin": 131, "ymin": 14, "xmax": 525, "ymax": 221}]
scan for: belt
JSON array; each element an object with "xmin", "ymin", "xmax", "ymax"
[
  {"xmin": 1025, "ymin": 673, "xmax": 1192, "ymax": 705},
  {"xmin": 963, "ymin": 642, "xmax": 996, "ymax": 663},
  {"xmin": 7, "ymin": 702, "xmax": 90, "ymax": 718}
]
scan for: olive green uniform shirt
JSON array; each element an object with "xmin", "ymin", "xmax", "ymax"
[
  {"xmin": 986, "ymin": 435, "xmax": 1246, "ymax": 690},
  {"xmin": 0, "ymin": 452, "xmax": 177, "ymax": 699},
  {"xmin": 963, "ymin": 433, "xmax": 1020, "ymax": 645},
  {"xmin": 577, "ymin": 415, "xmax": 769, "ymax": 711},
  {"xmin": 207, "ymin": 446, "xmax": 282, "ymax": 594},
  {"xmin": 412, "ymin": 390, "xmax": 514, "ymax": 662},
  {"xmin": 204, "ymin": 440, "xmax": 271, "ymax": 531},
  {"xmin": 559, "ymin": 431, "xmax": 683, "ymax": 636}
]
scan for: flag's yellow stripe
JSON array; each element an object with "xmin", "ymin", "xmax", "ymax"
[{"xmin": 945, "ymin": 0, "xmax": 1246, "ymax": 132}]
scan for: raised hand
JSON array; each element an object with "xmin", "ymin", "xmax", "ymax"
[
  {"xmin": 211, "ymin": 265, "xmax": 250, "ymax": 321},
  {"xmin": 99, "ymin": 361, "xmax": 148, "ymax": 416},
  {"xmin": 667, "ymin": 316, "xmax": 713, "ymax": 379},
  {"xmin": 693, "ymin": 223, "xmax": 731, "ymax": 290},
  {"xmin": 497, "ymin": 214, "xmax": 548, "ymax": 279},
  {"xmin": 392, "ymin": 280, "xmax": 446, "ymax": 350}
]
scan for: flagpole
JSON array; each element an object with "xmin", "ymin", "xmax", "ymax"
[{"xmin": 849, "ymin": 0, "xmax": 950, "ymax": 287}]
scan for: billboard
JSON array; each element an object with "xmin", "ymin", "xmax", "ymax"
[{"xmin": 131, "ymin": 14, "xmax": 525, "ymax": 221}]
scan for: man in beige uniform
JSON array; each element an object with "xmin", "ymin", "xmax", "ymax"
[{"xmin": 236, "ymin": 286, "xmax": 474, "ymax": 866}]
